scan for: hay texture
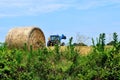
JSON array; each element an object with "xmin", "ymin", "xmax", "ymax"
[{"xmin": 5, "ymin": 27, "xmax": 45, "ymax": 50}]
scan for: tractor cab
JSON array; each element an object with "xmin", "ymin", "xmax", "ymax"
[
  {"xmin": 47, "ymin": 34, "xmax": 66, "ymax": 46},
  {"xmin": 50, "ymin": 35, "xmax": 60, "ymax": 41}
]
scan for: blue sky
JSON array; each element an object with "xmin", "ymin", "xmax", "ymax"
[{"xmin": 0, "ymin": 0, "xmax": 120, "ymax": 45}]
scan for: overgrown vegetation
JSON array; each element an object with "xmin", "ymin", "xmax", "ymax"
[{"xmin": 0, "ymin": 33, "xmax": 120, "ymax": 80}]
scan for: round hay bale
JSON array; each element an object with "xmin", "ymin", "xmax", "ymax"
[{"xmin": 5, "ymin": 27, "xmax": 46, "ymax": 50}]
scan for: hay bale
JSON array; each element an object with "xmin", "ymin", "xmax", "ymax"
[{"xmin": 5, "ymin": 27, "xmax": 46, "ymax": 50}]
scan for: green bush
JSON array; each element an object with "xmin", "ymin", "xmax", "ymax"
[{"xmin": 0, "ymin": 33, "xmax": 120, "ymax": 80}]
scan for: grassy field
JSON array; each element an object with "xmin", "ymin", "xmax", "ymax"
[
  {"xmin": 48, "ymin": 46, "xmax": 113, "ymax": 55},
  {"xmin": 48, "ymin": 46, "xmax": 92, "ymax": 55}
]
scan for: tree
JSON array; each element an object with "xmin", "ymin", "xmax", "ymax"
[
  {"xmin": 75, "ymin": 33, "xmax": 89, "ymax": 46},
  {"xmin": 73, "ymin": 42, "xmax": 87, "ymax": 46},
  {"xmin": 107, "ymin": 41, "xmax": 114, "ymax": 45}
]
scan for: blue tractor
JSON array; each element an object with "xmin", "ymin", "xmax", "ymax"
[{"xmin": 47, "ymin": 34, "xmax": 66, "ymax": 46}]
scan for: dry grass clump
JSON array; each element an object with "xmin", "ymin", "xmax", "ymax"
[
  {"xmin": 75, "ymin": 46, "xmax": 92, "ymax": 55},
  {"xmin": 48, "ymin": 46, "xmax": 92, "ymax": 55}
]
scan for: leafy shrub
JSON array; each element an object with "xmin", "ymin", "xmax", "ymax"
[{"xmin": 0, "ymin": 33, "xmax": 120, "ymax": 80}]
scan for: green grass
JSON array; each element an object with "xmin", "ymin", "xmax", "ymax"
[{"xmin": 0, "ymin": 33, "xmax": 120, "ymax": 80}]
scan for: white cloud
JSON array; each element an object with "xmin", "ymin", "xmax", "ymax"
[
  {"xmin": 28, "ymin": 4, "xmax": 68, "ymax": 14},
  {"xmin": 0, "ymin": 0, "xmax": 71, "ymax": 17},
  {"xmin": 74, "ymin": 0, "xmax": 120, "ymax": 10},
  {"xmin": 0, "ymin": 0, "xmax": 120, "ymax": 17}
]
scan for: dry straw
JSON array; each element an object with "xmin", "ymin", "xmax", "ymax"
[{"xmin": 5, "ymin": 27, "xmax": 46, "ymax": 50}]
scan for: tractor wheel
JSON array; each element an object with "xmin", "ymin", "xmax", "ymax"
[
  {"xmin": 61, "ymin": 42, "xmax": 65, "ymax": 46},
  {"xmin": 47, "ymin": 41, "xmax": 51, "ymax": 46}
]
